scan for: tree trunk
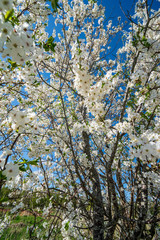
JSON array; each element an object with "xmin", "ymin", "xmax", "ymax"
[{"xmin": 92, "ymin": 179, "xmax": 104, "ymax": 240}]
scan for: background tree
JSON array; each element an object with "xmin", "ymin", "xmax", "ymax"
[{"xmin": 0, "ymin": 0, "xmax": 160, "ymax": 239}]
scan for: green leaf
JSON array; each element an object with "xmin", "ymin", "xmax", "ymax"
[
  {"xmin": 19, "ymin": 165, "xmax": 27, "ymax": 172},
  {"xmin": 8, "ymin": 58, "xmax": 18, "ymax": 70},
  {"xmin": 142, "ymin": 36, "xmax": 147, "ymax": 42},
  {"xmin": 89, "ymin": 0, "xmax": 97, "ymax": 3},
  {"xmin": 4, "ymin": 9, "xmax": 14, "ymax": 22},
  {"xmin": 0, "ymin": 171, "xmax": 6, "ymax": 181},
  {"xmin": 140, "ymin": 112, "xmax": 148, "ymax": 120},
  {"xmin": 28, "ymin": 160, "xmax": 39, "ymax": 166},
  {"xmin": 78, "ymin": 48, "xmax": 82, "ymax": 55},
  {"xmin": 102, "ymin": 82, "xmax": 105, "ymax": 88},
  {"xmin": 132, "ymin": 35, "xmax": 138, "ymax": 47},
  {"xmin": 19, "ymin": 158, "xmax": 27, "ymax": 164},
  {"xmin": 43, "ymin": 36, "xmax": 56, "ymax": 52},
  {"xmin": 50, "ymin": 0, "xmax": 61, "ymax": 12},
  {"xmin": 65, "ymin": 221, "xmax": 70, "ymax": 231},
  {"xmin": 127, "ymin": 101, "xmax": 133, "ymax": 108},
  {"xmin": 11, "ymin": 15, "xmax": 19, "ymax": 25},
  {"xmin": 0, "ymin": 196, "xmax": 9, "ymax": 204}
]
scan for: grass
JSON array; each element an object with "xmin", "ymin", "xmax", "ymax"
[
  {"xmin": 0, "ymin": 214, "xmax": 64, "ymax": 240},
  {"xmin": 0, "ymin": 215, "xmax": 43, "ymax": 240}
]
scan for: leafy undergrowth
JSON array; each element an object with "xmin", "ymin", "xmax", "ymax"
[{"xmin": 1, "ymin": 215, "xmax": 43, "ymax": 240}]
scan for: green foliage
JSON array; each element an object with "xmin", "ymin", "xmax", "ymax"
[
  {"xmin": 43, "ymin": 36, "xmax": 56, "ymax": 52},
  {"xmin": 132, "ymin": 34, "xmax": 139, "ymax": 47},
  {"xmin": 0, "ymin": 186, "xmax": 9, "ymax": 204},
  {"xmin": 64, "ymin": 221, "xmax": 70, "ymax": 231},
  {"xmin": 0, "ymin": 213, "xmax": 63, "ymax": 240},
  {"xmin": 18, "ymin": 158, "xmax": 39, "ymax": 172},
  {"xmin": 0, "ymin": 215, "xmax": 43, "ymax": 240},
  {"xmin": 3, "ymin": 9, "xmax": 19, "ymax": 25},
  {"xmin": 0, "ymin": 171, "xmax": 6, "ymax": 181},
  {"xmin": 49, "ymin": 0, "xmax": 61, "ymax": 12},
  {"xmin": 141, "ymin": 35, "xmax": 151, "ymax": 48},
  {"xmin": 3, "ymin": 9, "xmax": 14, "ymax": 22},
  {"xmin": 132, "ymin": 31, "xmax": 151, "ymax": 49},
  {"xmin": 88, "ymin": 0, "xmax": 97, "ymax": 3},
  {"xmin": 7, "ymin": 59, "xmax": 18, "ymax": 70}
]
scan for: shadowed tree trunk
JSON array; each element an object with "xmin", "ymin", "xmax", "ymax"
[
  {"xmin": 82, "ymin": 129, "xmax": 105, "ymax": 240},
  {"xmin": 92, "ymin": 170, "xmax": 104, "ymax": 240}
]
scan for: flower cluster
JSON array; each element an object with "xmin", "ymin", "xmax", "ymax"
[
  {"xmin": 0, "ymin": 0, "xmax": 13, "ymax": 12},
  {"xmin": 0, "ymin": 215, "xmax": 10, "ymax": 237},
  {"xmin": 0, "ymin": 0, "xmax": 50, "ymax": 65},
  {"xmin": 10, "ymin": 201, "xmax": 24, "ymax": 214},
  {"xmin": 3, "ymin": 162, "xmax": 19, "ymax": 180},
  {"xmin": 0, "ymin": 150, "xmax": 12, "ymax": 169},
  {"xmin": 74, "ymin": 65, "xmax": 119, "ymax": 118},
  {"xmin": 73, "ymin": 66, "xmax": 92, "ymax": 97},
  {"xmin": 0, "ymin": 20, "xmax": 13, "ymax": 52},
  {"xmin": 1, "ymin": 24, "xmax": 34, "ymax": 64},
  {"xmin": 130, "ymin": 133, "xmax": 160, "ymax": 161},
  {"xmin": 1, "ymin": 109, "xmax": 37, "ymax": 133}
]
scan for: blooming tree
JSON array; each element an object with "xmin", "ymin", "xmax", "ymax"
[{"xmin": 0, "ymin": 0, "xmax": 160, "ymax": 239}]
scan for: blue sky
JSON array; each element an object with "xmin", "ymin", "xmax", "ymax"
[
  {"xmin": 102, "ymin": 0, "xmax": 159, "ymax": 21},
  {"xmin": 46, "ymin": 0, "xmax": 159, "ymax": 59},
  {"xmin": 47, "ymin": 0, "xmax": 159, "ymax": 29}
]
